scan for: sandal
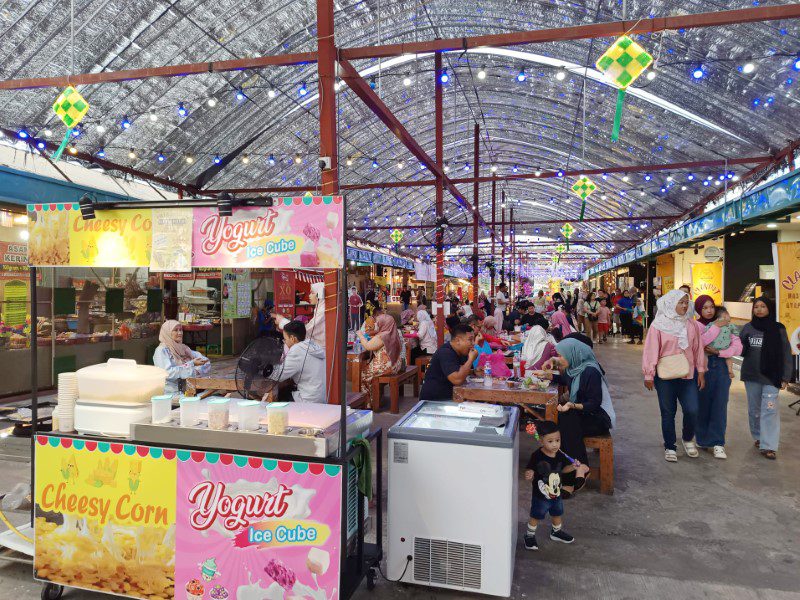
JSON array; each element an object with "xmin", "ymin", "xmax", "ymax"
[
  {"xmin": 573, "ymin": 473, "xmax": 589, "ymax": 493},
  {"xmin": 760, "ymin": 449, "xmax": 777, "ymax": 460},
  {"xmin": 754, "ymin": 440, "xmax": 760, "ymax": 449}
]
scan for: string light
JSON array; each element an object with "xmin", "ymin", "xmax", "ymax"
[
  {"xmin": 71, "ymin": 126, "xmax": 82, "ymax": 137},
  {"xmin": 121, "ymin": 116, "xmax": 131, "ymax": 129},
  {"xmin": 95, "ymin": 124, "xmax": 105, "ymax": 134},
  {"xmin": 397, "ymin": 161, "xmax": 404, "ymax": 169},
  {"xmin": 268, "ymin": 154, "xmax": 276, "ymax": 166},
  {"xmin": 185, "ymin": 156, "xmax": 194, "ymax": 164},
  {"xmin": 235, "ymin": 89, "xmax": 245, "ymax": 101},
  {"xmin": 149, "ymin": 110, "xmax": 158, "ymax": 122},
  {"xmin": 646, "ymin": 70, "xmax": 657, "ymax": 81},
  {"xmin": 97, "ymin": 148, "xmax": 106, "ymax": 158},
  {"xmin": 36, "ymin": 140, "xmax": 46, "ymax": 150},
  {"xmin": 128, "ymin": 148, "xmax": 137, "ymax": 159},
  {"xmin": 207, "ymin": 98, "xmax": 218, "ymax": 107},
  {"xmin": 372, "ymin": 158, "xmax": 378, "ymax": 168},
  {"xmin": 241, "ymin": 154, "xmax": 250, "ymax": 164},
  {"xmin": 742, "ymin": 62, "xmax": 755, "ymax": 74},
  {"xmin": 512, "ymin": 165, "xmax": 519, "ymax": 173},
  {"xmin": 490, "ymin": 165, "xmax": 498, "ymax": 173},
  {"xmin": 622, "ymin": 175, "xmax": 630, "ymax": 182},
  {"xmin": 555, "ymin": 70, "xmax": 566, "ymax": 81},
  {"xmin": 687, "ymin": 173, "xmax": 695, "ymax": 181},
  {"xmin": 68, "ymin": 144, "xmax": 79, "ymax": 155},
  {"xmin": 516, "ymin": 68, "xmax": 527, "ymax": 82},
  {"xmin": 157, "ymin": 152, "xmax": 165, "ymax": 162},
  {"xmin": 692, "ymin": 66, "xmax": 705, "ymax": 79},
  {"xmin": 177, "ymin": 103, "xmax": 188, "ymax": 117},
  {"xmin": 295, "ymin": 153, "xmax": 303, "ymax": 164},
  {"xmin": 403, "ymin": 73, "xmax": 412, "ymax": 87},
  {"xmin": 464, "ymin": 162, "xmax": 470, "ymax": 171},
  {"xmin": 213, "ymin": 154, "xmax": 222, "ymax": 165},
  {"xmin": 299, "ymin": 82, "xmax": 308, "ymax": 96},
  {"xmin": 443, "ymin": 163, "xmax": 450, "ymax": 173},
  {"xmin": 345, "ymin": 156, "xmax": 353, "ymax": 166},
  {"xmin": 477, "ymin": 65, "xmax": 487, "ymax": 80},
  {"xmin": 440, "ymin": 68, "xmax": 449, "ymax": 84},
  {"xmin": 267, "ymin": 89, "xmax": 277, "ymax": 99},
  {"xmin": 17, "ymin": 130, "xmax": 29, "ymax": 139}
]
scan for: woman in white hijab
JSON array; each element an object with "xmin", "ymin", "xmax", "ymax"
[
  {"xmin": 520, "ymin": 324, "xmax": 558, "ymax": 371},
  {"xmin": 413, "ymin": 308, "xmax": 438, "ymax": 363},
  {"xmin": 642, "ymin": 289, "xmax": 706, "ymax": 463},
  {"xmin": 276, "ymin": 281, "xmax": 327, "ymax": 348}
]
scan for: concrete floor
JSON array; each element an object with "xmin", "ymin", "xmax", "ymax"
[{"xmin": 0, "ymin": 337, "xmax": 798, "ymax": 599}]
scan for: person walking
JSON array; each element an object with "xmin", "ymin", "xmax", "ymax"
[
  {"xmin": 739, "ymin": 297, "xmax": 792, "ymax": 460},
  {"xmin": 494, "ymin": 283, "xmax": 508, "ymax": 325},
  {"xmin": 584, "ymin": 292, "xmax": 600, "ymax": 343},
  {"xmin": 616, "ymin": 290, "xmax": 635, "ymax": 342},
  {"xmin": 694, "ymin": 295, "xmax": 742, "ymax": 459},
  {"xmin": 575, "ymin": 291, "xmax": 587, "ymax": 334},
  {"xmin": 642, "ymin": 290, "xmax": 706, "ymax": 463}
]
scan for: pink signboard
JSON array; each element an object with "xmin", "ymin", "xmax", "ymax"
[
  {"xmin": 175, "ymin": 452, "xmax": 343, "ymax": 600},
  {"xmin": 192, "ymin": 196, "xmax": 344, "ymax": 269}
]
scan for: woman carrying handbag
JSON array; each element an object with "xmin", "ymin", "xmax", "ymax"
[{"xmin": 642, "ymin": 290, "xmax": 707, "ymax": 463}]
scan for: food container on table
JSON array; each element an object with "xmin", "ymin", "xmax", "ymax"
[
  {"xmin": 151, "ymin": 394, "xmax": 173, "ymax": 424},
  {"xmin": 208, "ymin": 398, "xmax": 230, "ymax": 430},
  {"xmin": 180, "ymin": 396, "xmax": 200, "ymax": 427},
  {"xmin": 77, "ymin": 358, "xmax": 167, "ymax": 403},
  {"xmin": 266, "ymin": 403, "xmax": 289, "ymax": 435},
  {"xmin": 238, "ymin": 401, "xmax": 260, "ymax": 431}
]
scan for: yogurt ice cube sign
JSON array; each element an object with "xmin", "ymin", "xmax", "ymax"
[
  {"xmin": 192, "ymin": 196, "xmax": 344, "ymax": 269},
  {"xmin": 175, "ymin": 454, "xmax": 342, "ymax": 600}
]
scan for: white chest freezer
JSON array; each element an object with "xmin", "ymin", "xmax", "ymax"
[{"xmin": 387, "ymin": 401, "xmax": 519, "ymax": 597}]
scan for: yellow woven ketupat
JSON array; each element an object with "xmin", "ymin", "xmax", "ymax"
[{"xmin": 52, "ymin": 86, "xmax": 89, "ymax": 128}]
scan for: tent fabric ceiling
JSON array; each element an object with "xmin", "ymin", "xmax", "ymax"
[{"xmin": 0, "ymin": 0, "xmax": 798, "ymax": 274}]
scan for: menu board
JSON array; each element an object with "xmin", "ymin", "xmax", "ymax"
[
  {"xmin": 150, "ymin": 208, "xmax": 193, "ymax": 272},
  {"xmin": 2, "ymin": 280, "xmax": 27, "ymax": 327},
  {"xmin": 221, "ymin": 269, "xmax": 251, "ymax": 319}
]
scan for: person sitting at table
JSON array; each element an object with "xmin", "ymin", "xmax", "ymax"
[
  {"xmin": 444, "ymin": 315, "xmax": 461, "ymax": 343},
  {"xmin": 400, "ymin": 308, "xmax": 416, "ymax": 327},
  {"xmin": 521, "ymin": 324, "xmax": 559, "ymax": 371},
  {"xmin": 550, "ymin": 304, "xmax": 575, "ymax": 341},
  {"xmin": 411, "ymin": 309, "xmax": 438, "ymax": 363},
  {"xmin": 256, "ymin": 300, "xmax": 279, "ymax": 338},
  {"xmin": 153, "ymin": 320, "xmax": 211, "ymax": 394},
  {"xmin": 535, "ymin": 338, "xmax": 616, "ymax": 493},
  {"xmin": 265, "ymin": 320, "xmax": 325, "ymax": 403},
  {"xmin": 420, "ymin": 324, "xmax": 479, "ymax": 401},
  {"xmin": 521, "ymin": 303, "xmax": 549, "ymax": 330},
  {"xmin": 504, "ymin": 303, "xmax": 522, "ymax": 331},
  {"xmin": 362, "ymin": 305, "xmax": 385, "ymax": 336},
  {"xmin": 275, "ymin": 281, "xmax": 326, "ymax": 348},
  {"xmin": 357, "ymin": 314, "xmax": 404, "ymax": 409},
  {"xmin": 481, "ymin": 316, "xmax": 512, "ymax": 348}
]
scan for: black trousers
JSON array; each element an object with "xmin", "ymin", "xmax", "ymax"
[
  {"xmin": 410, "ymin": 346, "xmax": 429, "ymax": 364},
  {"xmin": 619, "ymin": 312, "xmax": 633, "ymax": 337},
  {"xmin": 557, "ymin": 409, "xmax": 610, "ymax": 464}
]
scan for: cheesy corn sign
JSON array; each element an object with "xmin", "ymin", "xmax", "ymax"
[{"xmin": 34, "ymin": 436, "xmax": 177, "ymax": 600}]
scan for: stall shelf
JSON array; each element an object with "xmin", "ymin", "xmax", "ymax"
[{"xmin": 27, "ymin": 195, "xmax": 381, "ymax": 600}]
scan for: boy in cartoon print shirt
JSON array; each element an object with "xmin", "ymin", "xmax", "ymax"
[{"xmin": 523, "ymin": 421, "xmax": 584, "ymax": 551}]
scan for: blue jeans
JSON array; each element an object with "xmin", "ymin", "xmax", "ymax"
[
  {"xmin": 654, "ymin": 376, "xmax": 699, "ymax": 451},
  {"xmin": 696, "ymin": 355, "xmax": 731, "ymax": 447},
  {"xmin": 530, "ymin": 496, "xmax": 564, "ymax": 520},
  {"xmin": 744, "ymin": 381, "xmax": 781, "ymax": 451}
]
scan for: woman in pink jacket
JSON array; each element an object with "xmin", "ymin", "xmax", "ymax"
[
  {"xmin": 693, "ymin": 295, "xmax": 742, "ymax": 459},
  {"xmin": 642, "ymin": 290, "xmax": 707, "ymax": 463}
]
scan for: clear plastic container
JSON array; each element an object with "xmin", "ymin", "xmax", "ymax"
[
  {"xmin": 151, "ymin": 394, "xmax": 173, "ymax": 424},
  {"xmin": 237, "ymin": 400, "xmax": 260, "ymax": 431},
  {"xmin": 208, "ymin": 398, "xmax": 230, "ymax": 430},
  {"xmin": 266, "ymin": 402, "xmax": 290, "ymax": 435},
  {"xmin": 179, "ymin": 396, "xmax": 200, "ymax": 427},
  {"xmin": 77, "ymin": 358, "xmax": 167, "ymax": 403}
]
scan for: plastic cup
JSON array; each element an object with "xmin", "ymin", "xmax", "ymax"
[
  {"xmin": 237, "ymin": 400, "xmax": 260, "ymax": 431},
  {"xmin": 151, "ymin": 394, "xmax": 173, "ymax": 424},
  {"xmin": 267, "ymin": 402, "xmax": 289, "ymax": 435},
  {"xmin": 179, "ymin": 397, "xmax": 200, "ymax": 427},
  {"xmin": 208, "ymin": 398, "xmax": 230, "ymax": 430}
]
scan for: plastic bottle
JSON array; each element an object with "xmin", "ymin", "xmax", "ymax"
[
  {"xmin": 484, "ymin": 363, "xmax": 493, "ymax": 388},
  {"xmin": 353, "ymin": 338, "xmax": 362, "ymax": 354},
  {"xmin": 513, "ymin": 351, "xmax": 521, "ymax": 377}
]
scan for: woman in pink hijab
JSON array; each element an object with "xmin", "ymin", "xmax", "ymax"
[
  {"xmin": 550, "ymin": 305, "xmax": 576, "ymax": 340},
  {"xmin": 153, "ymin": 320, "xmax": 211, "ymax": 393},
  {"xmin": 356, "ymin": 314, "xmax": 404, "ymax": 409}
]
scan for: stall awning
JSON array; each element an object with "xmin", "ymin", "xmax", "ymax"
[{"xmin": 296, "ymin": 270, "xmax": 324, "ymax": 283}]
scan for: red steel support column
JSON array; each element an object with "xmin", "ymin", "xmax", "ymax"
[
  {"xmin": 510, "ymin": 207, "xmax": 515, "ymax": 298},
  {"xmin": 490, "ymin": 177, "xmax": 496, "ymax": 296},
  {"xmin": 472, "ymin": 123, "xmax": 480, "ymax": 312},
  {"xmin": 501, "ymin": 192, "xmax": 506, "ymax": 288},
  {"xmin": 317, "ymin": 0, "xmax": 341, "ymax": 406},
  {"xmin": 435, "ymin": 52, "xmax": 445, "ymax": 345}
]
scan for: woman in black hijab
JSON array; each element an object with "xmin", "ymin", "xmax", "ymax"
[{"xmin": 738, "ymin": 296, "xmax": 793, "ymax": 459}]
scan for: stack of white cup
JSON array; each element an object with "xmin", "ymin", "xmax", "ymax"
[{"xmin": 55, "ymin": 372, "xmax": 78, "ymax": 432}]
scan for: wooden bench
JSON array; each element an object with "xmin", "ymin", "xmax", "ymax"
[
  {"xmin": 371, "ymin": 365, "xmax": 419, "ymax": 414},
  {"xmin": 347, "ymin": 390, "xmax": 369, "ymax": 409},
  {"xmin": 414, "ymin": 355, "xmax": 432, "ymax": 385},
  {"xmin": 584, "ymin": 435, "xmax": 614, "ymax": 495}
]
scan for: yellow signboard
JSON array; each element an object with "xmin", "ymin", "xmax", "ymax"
[
  {"xmin": 35, "ymin": 437, "xmax": 176, "ymax": 599},
  {"xmin": 27, "ymin": 203, "xmax": 152, "ymax": 267},
  {"xmin": 773, "ymin": 242, "xmax": 800, "ymax": 354},
  {"xmin": 691, "ymin": 262, "xmax": 723, "ymax": 305}
]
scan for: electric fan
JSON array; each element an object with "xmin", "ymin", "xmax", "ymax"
[{"xmin": 234, "ymin": 336, "xmax": 284, "ymax": 399}]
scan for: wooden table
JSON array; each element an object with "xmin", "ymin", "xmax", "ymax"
[
  {"xmin": 403, "ymin": 332, "xmax": 418, "ymax": 366},
  {"xmin": 453, "ymin": 381, "xmax": 559, "ymax": 421},
  {"xmin": 185, "ymin": 356, "xmax": 276, "ymax": 399},
  {"xmin": 347, "ymin": 351, "xmax": 366, "ymax": 392}
]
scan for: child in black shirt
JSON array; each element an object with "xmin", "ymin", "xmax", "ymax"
[{"xmin": 524, "ymin": 421, "xmax": 589, "ymax": 550}]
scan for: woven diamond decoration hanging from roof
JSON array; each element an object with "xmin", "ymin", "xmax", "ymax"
[
  {"xmin": 52, "ymin": 86, "xmax": 89, "ymax": 128},
  {"xmin": 390, "ymin": 228, "xmax": 403, "ymax": 244},
  {"xmin": 571, "ymin": 177, "xmax": 596, "ymax": 200}
]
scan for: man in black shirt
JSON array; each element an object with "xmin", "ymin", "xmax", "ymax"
[
  {"xmin": 520, "ymin": 304, "xmax": 548, "ymax": 330},
  {"xmin": 419, "ymin": 324, "xmax": 479, "ymax": 400},
  {"xmin": 399, "ymin": 287, "xmax": 412, "ymax": 311}
]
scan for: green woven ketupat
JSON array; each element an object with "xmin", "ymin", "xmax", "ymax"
[
  {"xmin": 560, "ymin": 222, "xmax": 575, "ymax": 250},
  {"xmin": 390, "ymin": 228, "xmax": 403, "ymax": 244},
  {"xmin": 595, "ymin": 35, "xmax": 653, "ymax": 142},
  {"xmin": 53, "ymin": 86, "xmax": 89, "ymax": 128},
  {"xmin": 571, "ymin": 176, "xmax": 597, "ymax": 222}
]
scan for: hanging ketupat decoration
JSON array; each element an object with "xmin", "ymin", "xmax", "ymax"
[
  {"xmin": 390, "ymin": 228, "xmax": 403, "ymax": 244},
  {"xmin": 571, "ymin": 176, "xmax": 597, "ymax": 221},
  {"xmin": 51, "ymin": 86, "xmax": 90, "ymax": 161},
  {"xmin": 595, "ymin": 35, "xmax": 653, "ymax": 143},
  {"xmin": 560, "ymin": 222, "xmax": 575, "ymax": 251}
]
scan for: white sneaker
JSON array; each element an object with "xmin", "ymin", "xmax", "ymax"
[
  {"xmin": 665, "ymin": 449, "xmax": 678, "ymax": 462},
  {"xmin": 682, "ymin": 439, "xmax": 699, "ymax": 458},
  {"xmin": 713, "ymin": 446, "xmax": 727, "ymax": 459}
]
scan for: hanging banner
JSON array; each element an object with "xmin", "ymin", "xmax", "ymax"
[
  {"xmin": 0, "ymin": 241, "xmax": 28, "ymax": 281},
  {"xmin": 691, "ymin": 262, "xmax": 723, "ymax": 305},
  {"xmin": 193, "ymin": 197, "xmax": 344, "ymax": 269},
  {"xmin": 221, "ymin": 268, "xmax": 251, "ymax": 319},
  {"xmin": 773, "ymin": 242, "xmax": 800, "ymax": 354},
  {"xmin": 27, "ymin": 203, "xmax": 152, "ymax": 267},
  {"xmin": 34, "ymin": 436, "xmax": 178, "ymax": 600},
  {"xmin": 34, "ymin": 436, "xmax": 343, "ymax": 600},
  {"xmin": 175, "ymin": 452, "xmax": 342, "ymax": 600},
  {"xmin": 150, "ymin": 208, "xmax": 193, "ymax": 272}
]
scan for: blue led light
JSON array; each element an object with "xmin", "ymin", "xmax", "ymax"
[
  {"xmin": 644, "ymin": 173, "xmax": 651, "ymax": 181},
  {"xmin": 766, "ymin": 96, "xmax": 774, "ymax": 104},
  {"xmin": 177, "ymin": 103, "xmax": 188, "ymax": 117},
  {"xmin": 213, "ymin": 155, "xmax": 222, "ymax": 165},
  {"xmin": 121, "ymin": 117, "xmax": 131, "ymax": 129},
  {"xmin": 692, "ymin": 67, "xmax": 705, "ymax": 79},
  {"xmin": 512, "ymin": 165, "xmax": 518, "ymax": 173},
  {"xmin": 440, "ymin": 69, "xmax": 449, "ymax": 84},
  {"xmin": 17, "ymin": 130, "xmax": 29, "ymax": 139},
  {"xmin": 516, "ymin": 69, "xmax": 526, "ymax": 82},
  {"xmin": 687, "ymin": 173, "xmax": 695, "ymax": 181},
  {"xmin": 97, "ymin": 148, "xmax": 106, "ymax": 158},
  {"xmin": 36, "ymin": 140, "xmax": 46, "ymax": 150},
  {"xmin": 268, "ymin": 153, "xmax": 275, "ymax": 165},
  {"xmin": 157, "ymin": 152, "xmax": 165, "ymax": 162},
  {"xmin": 703, "ymin": 180, "xmax": 710, "ymax": 186},
  {"xmin": 236, "ymin": 90, "xmax": 245, "ymax": 101},
  {"xmin": 557, "ymin": 170, "xmax": 564, "ymax": 177},
  {"xmin": 71, "ymin": 127, "xmax": 81, "ymax": 138},
  {"xmin": 794, "ymin": 58, "xmax": 800, "ymax": 71},
  {"xmin": 372, "ymin": 158, "xmax": 379, "ymax": 168},
  {"xmin": 299, "ymin": 82, "xmax": 308, "ymax": 96},
  {"xmin": 753, "ymin": 97, "xmax": 761, "ymax": 107},
  {"xmin": 464, "ymin": 162, "xmax": 470, "ymax": 171}
]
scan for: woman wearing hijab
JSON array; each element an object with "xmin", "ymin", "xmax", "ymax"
[
  {"xmin": 400, "ymin": 308, "xmax": 416, "ymax": 327},
  {"xmin": 520, "ymin": 324, "xmax": 558, "ymax": 371},
  {"xmin": 739, "ymin": 297, "xmax": 792, "ymax": 460},
  {"xmin": 357, "ymin": 314, "xmax": 404, "ymax": 409},
  {"xmin": 411, "ymin": 309, "xmax": 438, "ymax": 363},
  {"xmin": 153, "ymin": 320, "xmax": 211, "ymax": 394},
  {"xmin": 480, "ymin": 315, "xmax": 510, "ymax": 348},
  {"xmin": 536, "ymin": 337, "xmax": 616, "ymax": 492},
  {"xmin": 694, "ymin": 295, "xmax": 742, "ymax": 459},
  {"xmin": 642, "ymin": 290, "xmax": 706, "ymax": 463},
  {"xmin": 550, "ymin": 305, "xmax": 575, "ymax": 341},
  {"xmin": 276, "ymin": 281, "xmax": 326, "ymax": 348}
]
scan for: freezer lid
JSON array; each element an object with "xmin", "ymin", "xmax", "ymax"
[{"xmin": 388, "ymin": 401, "xmax": 519, "ymax": 448}]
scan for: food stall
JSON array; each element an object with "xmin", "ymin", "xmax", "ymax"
[{"xmin": 26, "ymin": 195, "xmax": 382, "ymax": 600}]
